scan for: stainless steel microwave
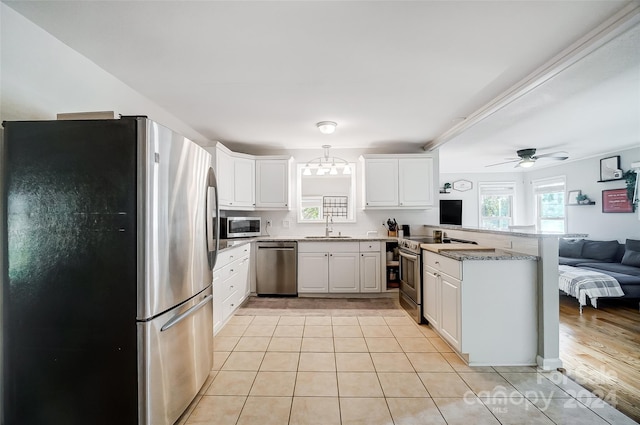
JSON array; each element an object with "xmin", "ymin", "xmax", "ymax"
[{"xmin": 221, "ymin": 217, "xmax": 261, "ymax": 239}]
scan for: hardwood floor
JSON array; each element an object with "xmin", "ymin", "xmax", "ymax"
[{"xmin": 559, "ymin": 294, "xmax": 640, "ymax": 422}]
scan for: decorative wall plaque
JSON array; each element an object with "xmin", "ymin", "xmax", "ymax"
[{"xmin": 452, "ymin": 180, "xmax": 472, "ymax": 192}]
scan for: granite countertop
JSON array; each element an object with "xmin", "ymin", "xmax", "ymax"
[
  {"xmin": 435, "ymin": 249, "xmax": 538, "ymax": 261},
  {"xmin": 256, "ymin": 235, "xmax": 397, "ymax": 242},
  {"xmin": 426, "ymin": 224, "xmax": 587, "ymax": 239},
  {"xmin": 219, "ymin": 235, "xmax": 397, "ymax": 251}
]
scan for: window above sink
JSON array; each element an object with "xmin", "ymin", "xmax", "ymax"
[{"xmin": 296, "ymin": 163, "xmax": 356, "ymax": 223}]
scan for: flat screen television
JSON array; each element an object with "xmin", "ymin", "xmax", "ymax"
[{"xmin": 440, "ymin": 199, "xmax": 462, "ymax": 225}]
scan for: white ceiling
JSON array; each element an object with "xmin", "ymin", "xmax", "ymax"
[{"xmin": 4, "ymin": 1, "xmax": 640, "ymax": 172}]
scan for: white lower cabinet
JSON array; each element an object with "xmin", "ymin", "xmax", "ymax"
[
  {"xmin": 298, "ymin": 241, "xmax": 381, "ymax": 294},
  {"xmin": 213, "ymin": 243, "xmax": 251, "ymax": 334},
  {"xmin": 423, "ymin": 253, "xmax": 461, "ymax": 351},
  {"xmin": 359, "ymin": 241, "xmax": 381, "ymax": 293},
  {"xmin": 360, "ymin": 253, "xmax": 381, "ymax": 292},
  {"xmin": 423, "ymin": 250, "xmax": 538, "ymax": 366},
  {"xmin": 439, "ymin": 274, "xmax": 461, "ymax": 351},
  {"xmin": 329, "ymin": 253, "xmax": 360, "ymax": 292},
  {"xmin": 298, "ymin": 252, "xmax": 329, "ymax": 293},
  {"xmin": 422, "ymin": 268, "xmax": 440, "ymax": 331}
]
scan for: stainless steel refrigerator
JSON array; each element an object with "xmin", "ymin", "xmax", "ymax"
[{"xmin": 1, "ymin": 117, "xmax": 219, "ymax": 424}]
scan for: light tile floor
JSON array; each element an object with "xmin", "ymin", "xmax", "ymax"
[{"xmin": 178, "ymin": 309, "xmax": 638, "ymax": 425}]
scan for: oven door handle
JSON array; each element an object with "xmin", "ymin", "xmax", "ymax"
[{"xmin": 398, "ymin": 250, "xmax": 419, "ymax": 262}]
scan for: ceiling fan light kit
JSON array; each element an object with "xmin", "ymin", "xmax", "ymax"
[
  {"xmin": 486, "ymin": 147, "xmax": 569, "ymax": 168},
  {"xmin": 518, "ymin": 158, "xmax": 536, "ymax": 168}
]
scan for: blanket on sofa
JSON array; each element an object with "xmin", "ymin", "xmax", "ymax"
[{"xmin": 558, "ymin": 265, "xmax": 624, "ymax": 312}]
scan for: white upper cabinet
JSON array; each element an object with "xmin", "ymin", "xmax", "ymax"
[
  {"xmin": 363, "ymin": 158, "xmax": 399, "ymax": 207},
  {"xmin": 214, "ymin": 144, "xmax": 253, "ymax": 209},
  {"xmin": 255, "ymin": 159, "xmax": 290, "ymax": 209},
  {"xmin": 210, "ymin": 143, "xmax": 290, "ymax": 211},
  {"xmin": 361, "ymin": 155, "xmax": 435, "ymax": 209},
  {"xmin": 398, "ymin": 157, "xmax": 434, "ymax": 207},
  {"xmin": 215, "ymin": 147, "xmax": 234, "ymax": 206},
  {"xmin": 232, "ymin": 156, "xmax": 255, "ymax": 208}
]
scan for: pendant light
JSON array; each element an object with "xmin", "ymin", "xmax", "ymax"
[{"xmin": 303, "ymin": 145, "xmax": 352, "ymax": 176}]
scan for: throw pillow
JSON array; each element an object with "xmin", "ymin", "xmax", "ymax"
[
  {"xmin": 559, "ymin": 239, "xmax": 584, "ymax": 258},
  {"xmin": 622, "ymin": 249, "xmax": 640, "ymax": 267},
  {"xmin": 626, "ymin": 239, "xmax": 640, "ymax": 252},
  {"xmin": 581, "ymin": 240, "xmax": 620, "ymax": 262}
]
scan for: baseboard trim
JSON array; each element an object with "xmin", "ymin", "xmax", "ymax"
[{"xmin": 537, "ymin": 355, "xmax": 563, "ymax": 371}]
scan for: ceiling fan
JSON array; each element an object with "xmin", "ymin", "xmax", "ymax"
[{"xmin": 486, "ymin": 148, "xmax": 569, "ymax": 168}]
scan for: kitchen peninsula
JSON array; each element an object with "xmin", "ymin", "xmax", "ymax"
[
  {"xmin": 421, "ymin": 243, "xmax": 538, "ymax": 366},
  {"xmin": 424, "ymin": 225, "xmax": 587, "ymax": 371}
]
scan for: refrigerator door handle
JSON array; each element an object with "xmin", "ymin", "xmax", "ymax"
[
  {"xmin": 161, "ymin": 294, "xmax": 213, "ymax": 332},
  {"xmin": 206, "ymin": 167, "xmax": 219, "ymax": 270}
]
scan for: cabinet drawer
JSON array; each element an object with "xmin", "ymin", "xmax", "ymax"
[
  {"xmin": 223, "ymin": 279, "xmax": 237, "ymax": 299},
  {"xmin": 215, "ymin": 250, "xmax": 233, "ymax": 270},
  {"xmin": 216, "ymin": 244, "xmax": 251, "ymax": 269},
  {"xmin": 217, "ymin": 263, "xmax": 236, "ymax": 281},
  {"xmin": 359, "ymin": 241, "xmax": 381, "ymax": 252},
  {"xmin": 424, "ymin": 253, "xmax": 461, "ymax": 279},
  {"xmin": 222, "ymin": 291, "xmax": 239, "ymax": 318}
]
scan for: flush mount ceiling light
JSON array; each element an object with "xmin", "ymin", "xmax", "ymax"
[
  {"xmin": 303, "ymin": 145, "xmax": 352, "ymax": 176},
  {"xmin": 316, "ymin": 121, "xmax": 337, "ymax": 135}
]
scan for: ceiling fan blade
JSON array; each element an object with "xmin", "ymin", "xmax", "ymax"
[
  {"xmin": 485, "ymin": 159, "xmax": 521, "ymax": 167},
  {"xmin": 533, "ymin": 151, "xmax": 569, "ymax": 160}
]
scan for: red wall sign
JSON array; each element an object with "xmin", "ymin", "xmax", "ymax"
[{"xmin": 602, "ymin": 189, "xmax": 633, "ymax": 213}]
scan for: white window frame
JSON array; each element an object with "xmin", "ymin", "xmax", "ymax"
[
  {"xmin": 532, "ymin": 176, "xmax": 566, "ymax": 233},
  {"xmin": 478, "ymin": 182, "xmax": 516, "ymax": 230}
]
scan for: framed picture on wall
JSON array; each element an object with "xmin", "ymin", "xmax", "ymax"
[
  {"xmin": 602, "ymin": 189, "xmax": 633, "ymax": 213},
  {"xmin": 599, "ymin": 156, "xmax": 621, "ymax": 181}
]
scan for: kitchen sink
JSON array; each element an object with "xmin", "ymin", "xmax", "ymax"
[{"xmin": 305, "ymin": 235, "xmax": 352, "ymax": 239}]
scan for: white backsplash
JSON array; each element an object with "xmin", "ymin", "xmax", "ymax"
[{"xmin": 224, "ymin": 208, "xmax": 438, "ymax": 238}]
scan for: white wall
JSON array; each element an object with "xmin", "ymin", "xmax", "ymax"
[
  {"xmin": 0, "ymin": 5, "xmax": 207, "ymax": 144},
  {"xmin": 439, "ymin": 172, "xmax": 528, "ymax": 227},
  {"xmin": 523, "ymin": 146, "xmax": 640, "ymax": 242}
]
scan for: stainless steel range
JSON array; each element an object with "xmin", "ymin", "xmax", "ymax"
[{"xmin": 398, "ymin": 236, "xmax": 434, "ymax": 323}]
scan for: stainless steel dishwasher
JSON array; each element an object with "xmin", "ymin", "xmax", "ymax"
[{"xmin": 256, "ymin": 241, "xmax": 298, "ymax": 296}]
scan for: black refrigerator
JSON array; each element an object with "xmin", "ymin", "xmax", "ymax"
[{"xmin": 1, "ymin": 117, "xmax": 219, "ymax": 424}]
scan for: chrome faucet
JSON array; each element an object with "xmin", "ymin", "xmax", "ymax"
[{"xmin": 325, "ymin": 214, "xmax": 333, "ymax": 237}]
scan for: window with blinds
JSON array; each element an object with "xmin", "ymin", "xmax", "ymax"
[
  {"xmin": 478, "ymin": 182, "xmax": 515, "ymax": 230},
  {"xmin": 533, "ymin": 176, "xmax": 566, "ymax": 233}
]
